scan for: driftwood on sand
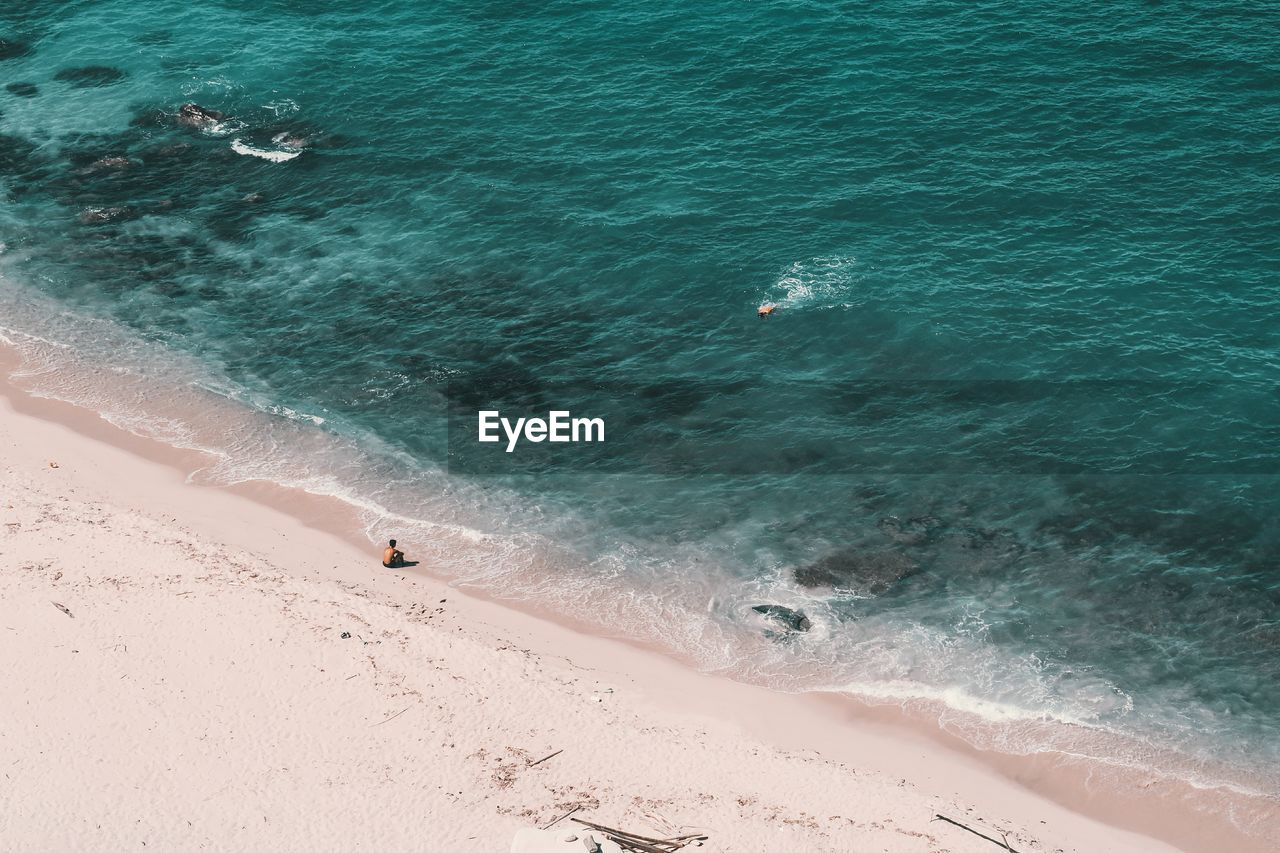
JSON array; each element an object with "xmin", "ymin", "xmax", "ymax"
[
  {"xmin": 932, "ymin": 813, "xmax": 1021, "ymax": 851},
  {"xmin": 540, "ymin": 804, "xmax": 581, "ymax": 830},
  {"xmin": 570, "ymin": 817, "xmax": 707, "ymax": 852},
  {"xmin": 527, "ymin": 748, "xmax": 563, "ymax": 768}
]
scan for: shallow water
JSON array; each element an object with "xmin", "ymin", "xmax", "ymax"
[{"xmin": 1, "ymin": 0, "xmax": 1277, "ymax": 828}]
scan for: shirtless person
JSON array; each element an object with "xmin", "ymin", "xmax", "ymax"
[{"xmin": 382, "ymin": 539, "xmax": 405, "ymax": 568}]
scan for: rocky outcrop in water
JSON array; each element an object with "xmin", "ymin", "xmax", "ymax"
[
  {"xmin": 251, "ymin": 117, "xmax": 350, "ymax": 152},
  {"xmin": 54, "ymin": 66, "xmax": 127, "ymax": 87},
  {"xmin": 795, "ymin": 548, "xmax": 918, "ymax": 595},
  {"xmin": 177, "ymin": 103, "xmax": 226, "ymax": 130},
  {"xmin": 83, "ymin": 156, "xmax": 133, "ymax": 173},
  {"xmin": 78, "ymin": 206, "xmax": 137, "ymax": 225},
  {"xmin": 751, "ymin": 604, "xmax": 811, "ymax": 633}
]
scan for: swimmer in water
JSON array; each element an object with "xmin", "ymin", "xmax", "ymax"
[{"xmin": 758, "ymin": 303, "xmax": 776, "ymax": 318}]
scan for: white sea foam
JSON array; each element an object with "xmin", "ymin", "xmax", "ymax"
[
  {"xmin": 839, "ymin": 678, "xmax": 1095, "ymax": 726},
  {"xmin": 265, "ymin": 404, "xmax": 326, "ymax": 426},
  {"xmin": 768, "ymin": 255, "xmax": 860, "ymax": 310},
  {"xmin": 203, "ymin": 120, "xmax": 242, "ymax": 137},
  {"xmin": 231, "ymin": 139, "xmax": 301, "ymax": 162},
  {"xmin": 264, "ymin": 98, "xmax": 300, "ymax": 117}
]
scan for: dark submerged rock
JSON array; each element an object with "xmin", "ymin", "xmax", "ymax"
[
  {"xmin": 1034, "ymin": 515, "xmax": 1113, "ymax": 550},
  {"xmin": 0, "ymin": 39, "xmax": 32, "ymax": 60},
  {"xmin": 953, "ymin": 526, "xmax": 1022, "ymax": 554},
  {"xmin": 795, "ymin": 548, "xmax": 918, "ymax": 595},
  {"xmin": 135, "ymin": 30, "xmax": 173, "ymax": 46},
  {"xmin": 0, "ymin": 133, "xmax": 39, "ymax": 175},
  {"xmin": 751, "ymin": 604, "xmax": 812, "ymax": 633},
  {"xmin": 129, "ymin": 108, "xmax": 169, "ymax": 129},
  {"xmin": 142, "ymin": 141, "xmax": 195, "ymax": 160},
  {"xmin": 877, "ymin": 515, "xmax": 942, "ymax": 546},
  {"xmin": 153, "ymin": 279, "xmax": 189, "ymax": 298},
  {"xmin": 54, "ymin": 66, "xmax": 128, "ymax": 88},
  {"xmin": 6, "ymin": 82, "xmax": 38, "ymax": 98},
  {"xmin": 75, "ymin": 230, "xmax": 215, "ymax": 286},
  {"xmin": 1245, "ymin": 624, "xmax": 1280, "ymax": 651}
]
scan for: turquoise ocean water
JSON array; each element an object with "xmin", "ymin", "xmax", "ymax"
[{"xmin": 2, "ymin": 0, "xmax": 1277, "ymax": 829}]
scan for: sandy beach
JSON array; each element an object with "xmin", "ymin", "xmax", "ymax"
[{"xmin": 0, "ymin": 355, "xmax": 1225, "ymax": 852}]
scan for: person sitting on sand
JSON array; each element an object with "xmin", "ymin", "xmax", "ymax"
[{"xmin": 382, "ymin": 539, "xmax": 406, "ymax": 568}]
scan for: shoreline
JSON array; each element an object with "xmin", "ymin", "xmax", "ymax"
[{"xmin": 0, "ymin": 342, "xmax": 1271, "ymax": 852}]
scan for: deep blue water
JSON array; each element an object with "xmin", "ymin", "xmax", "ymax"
[{"xmin": 1, "ymin": 0, "xmax": 1278, "ymax": 819}]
